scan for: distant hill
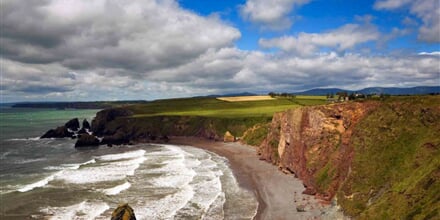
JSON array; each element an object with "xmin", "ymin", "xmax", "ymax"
[
  {"xmin": 195, "ymin": 92, "xmax": 257, "ymax": 98},
  {"xmin": 12, "ymin": 100, "xmax": 148, "ymax": 109},
  {"xmin": 295, "ymin": 86, "xmax": 440, "ymax": 95}
]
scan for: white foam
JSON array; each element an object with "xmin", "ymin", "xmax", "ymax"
[
  {"xmin": 19, "ymin": 159, "xmax": 98, "ymax": 192},
  {"xmin": 44, "ymin": 159, "xmax": 96, "ymax": 171},
  {"xmin": 8, "ymin": 137, "xmax": 40, "ymax": 141},
  {"xmin": 41, "ymin": 201, "xmax": 109, "ymax": 220},
  {"xmin": 59, "ymin": 157, "xmax": 146, "ymax": 184},
  {"xmin": 146, "ymin": 147, "xmax": 197, "ymax": 188},
  {"xmin": 17, "ymin": 171, "xmax": 61, "ymax": 192},
  {"xmin": 101, "ymin": 181, "xmax": 131, "ymax": 195},
  {"xmin": 0, "ymin": 151, "xmax": 12, "ymax": 159},
  {"xmin": 202, "ymin": 192, "xmax": 226, "ymax": 220},
  {"xmin": 96, "ymin": 150, "xmax": 146, "ymax": 161},
  {"xmin": 135, "ymin": 185, "xmax": 195, "ymax": 219},
  {"xmin": 13, "ymin": 158, "xmax": 47, "ymax": 164}
]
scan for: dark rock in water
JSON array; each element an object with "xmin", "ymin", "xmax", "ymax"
[
  {"xmin": 65, "ymin": 118, "xmax": 80, "ymax": 131},
  {"xmin": 111, "ymin": 203, "xmax": 136, "ymax": 220},
  {"xmin": 75, "ymin": 134, "xmax": 100, "ymax": 147},
  {"xmin": 77, "ymin": 127, "xmax": 88, "ymax": 135},
  {"xmin": 41, "ymin": 126, "xmax": 74, "ymax": 139},
  {"xmin": 82, "ymin": 119, "xmax": 91, "ymax": 130},
  {"xmin": 101, "ymin": 130, "xmax": 130, "ymax": 146}
]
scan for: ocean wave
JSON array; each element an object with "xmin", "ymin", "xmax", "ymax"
[
  {"xmin": 101, "ymin": 181, "xmax": 131, "ymax": 195},
  {"xmin": 17, "ymin": 159, "xmax": 97, "ymax": 192},
  {"xmin": 95, "ymin": 149, "xmax": 146, "ymax": 161},
  {"xmin": 40, "ymin": 201, "xmax": 109, "ymax": 220},
  {"xmin": 146, "ymin": 146, "xmax": 197, "ymax": 188},
  {"xmin": 44, "ymin": 159, "xmax": 96, "ymax": 171},
  {"xmin": 135, "ymin": 185, "xmax": 195, "ymax": 219},
  {"xmin": 17, "ymin": 171, "xmax": 61, "ymax": 192},
  {"xmin": 13, "ymin": 158, "xmax": 47, "ymax": 164},
  {"xmin": 0, "ymin": 151, "xmax": 12, "ymax": 159},
  {"xmin": 7, "ymin": 137, "xmax": 41, "ymax": 141},
  {"xmin": 58, "ymin": 154, "xmax": 146, "ymax": 184}
]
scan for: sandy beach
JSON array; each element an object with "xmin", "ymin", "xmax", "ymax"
[{"xmin": 169, "ymin": 137, "xmax": 344, "ymax": 220}]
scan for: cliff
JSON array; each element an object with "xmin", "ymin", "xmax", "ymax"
[
  {"xmin": 258, "ymin": 96, "xmax": 440, "ymax": 219},
  {"xmin": 90, "ymin": 108, "xmax": 270, "ymax": 144},
  {"xmin": 259, "ymin": 102, "xmax": 379, "ymax": 199}
]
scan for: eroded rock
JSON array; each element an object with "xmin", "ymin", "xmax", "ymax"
[
  {"xmin": 111, "ymin": 203, "xmax": 136, "ymax": 220},
  {"xmin": 75, "ymin": 134, "xmax": 100, "ymax": 147},
  {"xmin": 65, "ymin": 118, "xmax": 80, "ymax": 131},
  {"xmin": 41, "ymin": 126, "xmax": 74, "ymax": 139}
]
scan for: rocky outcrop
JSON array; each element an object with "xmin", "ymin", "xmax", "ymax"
[
  {"xmin": 41, "ymin": 126, "xmax": 74, "ymax": 139},
  {"xmin": 65, "ymin": 118, "xmax": 80, "ymax": 131},
  {"xmin": 74, "ymin": 134, "xmax": 100, "ymax": 147},
  {"xmin": 258, "ymin": 102, "xmax": 379, "ymax": 200},
  {"xmin": 77, "ymin": 119, "xmax": 91, "ymax": 135},
  {"xmin": 224, "ymin": 131, "xmax": 235, "ymax": 142},
  {"xmin": 111, "ymin": 203, "xmax": 136, "ymax": 220},
  {"xmin": 91, "ymin": 108, "xmax": 133, "ymax": 136},
  {"xmin": 101, "ymin": 131, "xmax": 130, "ymax": 146},
  {"xmin": 41, "ymin": 118, "xmax": 90, "ymax": 139},
  {"xmin": 82, "ymin": 119, "xmax": 91, "ymax": 130}
]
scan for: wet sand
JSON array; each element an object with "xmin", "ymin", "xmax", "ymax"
[{"xmin": 168, "ymin": 137, "xmax": 344, "ymax": 220}]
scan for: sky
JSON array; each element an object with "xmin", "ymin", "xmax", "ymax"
[{"xmin": 1, "ymin": 0, "xmax": 439, "ymax": 102}]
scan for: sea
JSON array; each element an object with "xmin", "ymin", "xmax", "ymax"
[{"xmin": 0, "ymin": 107, "xmax": 258, "ymax": 219}]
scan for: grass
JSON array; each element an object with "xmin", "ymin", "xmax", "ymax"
[
  {"xmin": 337, "ymin": 95, "xmax": 440, "ymax": 219},
  {"xmin": 104, "ymin": 96, "xmax": 326, "ymax": 139},
  {"xmin": 242, "ymin": 123, "xmax": 270, "ymax": 146},
  {"xmin": 126, "ymin": 97, "xmax": 326, "ymax": 118}
]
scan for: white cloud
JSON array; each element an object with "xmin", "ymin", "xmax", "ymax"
[
  {"xmin": 0, "ymin": 0, "xmax": 438, "ymax": 102},
  {"xmin": 259, "ymin": 23, "xmax": 380, "ymax": 56},
  {"xmin": 374, "ymin": 0, "xmax": 412, "ymax": 9},
  {"xmin": 0, "ymin": 0, "xmax": 241, "ymax": 71},
  {"xmin": 374, "ymin": 0, "xmax": 440, "ymax": 42},
  {"xmin": 240, "ymin": 0, "xmax": 310, "ymax": 30}
]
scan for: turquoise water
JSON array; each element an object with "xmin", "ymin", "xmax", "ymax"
[
  {"xmin": 0, "ymin": 107, "xmax": 98, "ymax": 140},
  {"xmin": 0, "ymin": 107, "xmax": 258, "ymax": 219}
]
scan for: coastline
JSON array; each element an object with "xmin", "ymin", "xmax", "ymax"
[{"xmin": 168, "ymin": 136, "xmax": 342, "ymax": 220}]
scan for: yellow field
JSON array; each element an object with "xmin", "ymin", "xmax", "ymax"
[{"xmin": 217, "ymin": 95, "xmax": 275, "ymax": 102}]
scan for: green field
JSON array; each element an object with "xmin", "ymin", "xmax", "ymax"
[{"xmin": 127, "ymin": 96, "xmax": 327, "ymax": 118}]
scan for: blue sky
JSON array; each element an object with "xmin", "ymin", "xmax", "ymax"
[
  {"xmin": 0, "ymin": 0, "xmax": 439, "ymax": 102},
  {"xmin": 179, "ymin": 0, "xmax": 439, "ymax": 52}
]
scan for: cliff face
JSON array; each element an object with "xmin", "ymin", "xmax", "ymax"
[
  {"xmin": 91, "ymin": 110, "xmax": 270, "ymax": 143},
  {"xmin": 258, "ymin": 96, "xmax": 440, "ymax": 219},
  {"xmin": 259, "ymin": 102, "xmax": 379, "ymax": 200}
]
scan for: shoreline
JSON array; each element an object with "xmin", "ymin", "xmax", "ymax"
[{"xmin": 167, "ymin": 136, "xmax": 342, "ymax": 220}]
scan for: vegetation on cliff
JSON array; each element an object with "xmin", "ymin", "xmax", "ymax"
[
  {"xmin": 90, "ymin": 96, "xmax": 326, "ymax": 143},
  {"xmin": 257, "ymin": 95, "xmax": 440, "ymax": 219},
  {"xmin": 338, "ymin": 96, "xmax": 440, "ymax": 219}
]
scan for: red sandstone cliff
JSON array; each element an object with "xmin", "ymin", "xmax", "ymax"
[{"xmin": 258, "ymin": 102, "xmax": 379, "ymax": 201}]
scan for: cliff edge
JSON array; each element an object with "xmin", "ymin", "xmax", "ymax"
[{"xmin": 258, "ymin": 96, "xmax": 440, "ymax": 219}]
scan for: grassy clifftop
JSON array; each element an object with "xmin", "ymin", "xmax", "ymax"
[
  {"xmin": 338, "ymin": 96, "xmax": 440, "ymax": 219},
  {"xmin": 92, "ymin": 96, "xmax": 326, "ymax": 141},
  {"xmin": 127, "ymin": 96, "xmax": 326, "ymax": 118},
  {"xmin": 255, "ymin": 95, "xmax": 439, "ymax": 219}
]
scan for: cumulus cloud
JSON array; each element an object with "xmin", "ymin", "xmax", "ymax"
[
  {"xmin": 0, "ymin": 0, "xmax": 241, "ymax": 101},
  {"xmin": 0, "ymin": 0, "xmax": 438, "ymax": 102},
  {"xmin": 0, "ymin": 0, "xmax": 240, "ymax": 71},
  {"xmin": 240, "ymin": 0, "xmax": 310, "ymax": 30},
  {"xmin": 374, "ymin": 0, "xmax": 440, "ymax": 42},
  {"xmin": 127, "ymin": 48, "xmax": 440, "ymax": 95},
  {"xmin": 259, "ymin": 23, "xmax": 380, "ymax": 56}
]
